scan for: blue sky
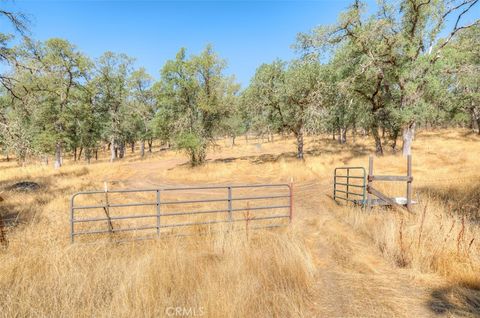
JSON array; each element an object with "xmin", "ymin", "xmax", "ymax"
[
  {"xmin": 5, "ymin": 0, "xmax": 355, "ymax": 86},
  {"xmin": 4, "ymin": 1, "xmax": 479, "ymax": 87}
]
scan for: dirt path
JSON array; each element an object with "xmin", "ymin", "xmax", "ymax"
[
  {"xmin": 118, "ymin": 160, "xmax": 436, "ymax": 317},
  {"xmin": 295, "ymin": 185, "xmax": 434, "ymax": 317}
]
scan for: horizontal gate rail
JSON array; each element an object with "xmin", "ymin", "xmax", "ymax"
[
  {"xmin": 70, "ymin": 183, "xmax": 292, "ymax": 243},
  {"xmin": 366, "ymin": 155, "xmax": 414, "ymax": 212},
  {"xmin": 333, "ymin": 167, "xmax": 366, "ymax": 205}
]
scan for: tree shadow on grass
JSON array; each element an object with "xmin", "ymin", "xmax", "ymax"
[
  {"xmin": 208, "ymin": 144, "xmax": 371, "ymax": 166},
  {"xmin": 418, "ymin": 130, "xmax": 480, "ymax": 142},
  {"xmin": 416, "ymin": 183, "xmax": 480, "ymax": 222},
  {"xmin": 172, "ymin": 141, "xmax": 372, "ymax": 170},
  {"xmin": 429, "ymin": 285, "xmax": 480, "ymax": 316}
]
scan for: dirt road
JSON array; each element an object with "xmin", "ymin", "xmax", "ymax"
[{"xmin": 113, "ymin": 158, "xmax": 437, "ymax": 317}]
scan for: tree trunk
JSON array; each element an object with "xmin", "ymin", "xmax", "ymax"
[
  {"xmin": 391, "ymin": 128, "xmax": 400, "ymax": 153},
  {"xmin": 198, "ymin": 147, "xmax": 206, "ymax": 163},
  {"xmin": 402, "ymin": 122, "xmax": 416, "ymax": 157},
  {"xmin": 148, "ymin": 139, "xmax": 153, "ymax": 153},
  {"xmin": 338, "ymin": 127, "xmax": 346, "ymax": 144},
  {"xmin": 73, "ymin": 147, "xmax": 77, "ymax": 161},
  {"xmin": 190, "ymin": 145, "xmax": 207, "ymax": 166},
  {"xmin": 85, "ymin": 148, "xmax": 91, "ymax": 164},
  {"xmin": 118, "ymin": 142, "xmax": 125, "ymax": 159},
  {"xmin": 140, "ymin": 140, "xmax": 145, "ymax": 157},
  {"xmin": 54, "ymin": 142, "xmax": 62, "ymax": 169},
  {"xmin": 371, "ymin": 126, "xmax": 383, "ymax": 156},
  {"xmin": 231, "ymin": 136, "xmax": 236, "ymax": 147},
  {"xmin": 352, "ymin": 123, "xmax": 357, "ymax": 143},
  {"xmin": 472, "ymin": 107, "xmax": 480, "ymax": 134},
  {"xmin": 131, "ymin": 142, "xmax": 135, "ymax": 153},
  {"xmin": 295, "ymin": 129, "xmax": 304, "ymax": 160},
  {"xmin": 43, "ymin": 155, "xmax": 49, "ymax": 166},
  {"xmin": 110, "ymin": 138, "xmax": 116, "ymax": 162},
  {"xmin": 78, "ymin": 147, "xmax": 83, "ymax": 160},
  {"xmin": 95, "ymin": 149, "xmax": 98, "ymax": 161}
]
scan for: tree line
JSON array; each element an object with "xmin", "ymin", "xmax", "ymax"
[{"xmin": 0, "ymin": 0, "xmax": 479, "ymax": 167}]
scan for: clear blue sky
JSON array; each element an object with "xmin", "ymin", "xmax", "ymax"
[
  {"xmin": 5, "ymin": 0, "xmax": 355, "ymax": 86},
  {"xmin": 4, "ymin": 1, "xmax": 479, "ymax": 87}
]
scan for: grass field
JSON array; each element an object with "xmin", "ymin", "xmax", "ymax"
[{"xmin": 0, "ymin": 129, "xmax": 479, "ymax": 317}]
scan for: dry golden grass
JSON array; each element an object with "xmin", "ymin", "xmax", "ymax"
[{"xmin": 0, "ymin": 129, "xmax": 479, "ymax": 317}]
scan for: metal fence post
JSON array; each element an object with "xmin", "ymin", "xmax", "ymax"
[
  {"xmin": 289, "ymin": 181, "xmax": 293, "ymax": 222},
  {"xmin": 227, "ymin": 186, "xmax": 232, "ymax": 222},
  {"xmin": 333, "ymin": 168, "xmax": 337, "ymax": 201},
  {"xmin": 70, "ymin": 195, "xmax": 75, "ymax": 243},
  {"xmin": 156, "ymin": 190, "xmax": 161, "ymax": 236},
  {"xmin": 362, "ymin": 168, "xmax": 367, "ymax": 205},
  {"xmin": 346, "ymin": 168, "xmax": 350, "ymax": 201}
]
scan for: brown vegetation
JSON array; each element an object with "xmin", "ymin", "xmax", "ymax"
[{"xmin": 0, "ymin": 129, "xmax": 479, "ymax": 317}]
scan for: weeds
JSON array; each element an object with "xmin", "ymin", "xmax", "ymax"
[{"xmin": 0, "ymin": 129, "xmax": 479, "ymax": 316}]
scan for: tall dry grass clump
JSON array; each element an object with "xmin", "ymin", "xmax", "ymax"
[
  {"xmin": 1, "ymin": 129, "xmax": 479, "ymax": 316},
  {"xmin": 342, "ymin": 184, "xmax": 480, "ymax": 289},
  {"xmin": 0, "ymin": 226, "xmax": 315, "ymax": 317},
  {"xmin": 331, "ymin": 130, "xmax": 480, "ymax": 288},
  {"xmin": 0, "ymin": 160, "xmax": 316, "ymax": 317}
]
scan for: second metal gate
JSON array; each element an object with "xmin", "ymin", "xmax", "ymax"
[{"xmin": 333, "ymin": 167, "xmax": 366, "ymax": 205}]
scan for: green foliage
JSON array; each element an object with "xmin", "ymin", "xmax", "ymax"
[
  {"xmin": 94, "ymin": 51, "xmax": 135, "ymax": 159},
  {"xmin": 295, "ymin": 0, "xmax": 480, "ymax": 154},
  {"xmin": 244, "ymin": 59, "xmax": 322, "ymax": 157},
  {"xmin": 157, "ymin": 45, "xmax": 239, "ymax": 165},
  {"xmin": 0, "ymin": 1, "xmax": 478, "ymax": 165},
  {"xmin": 175, "ymin": 132, "xmax": 206, "ymax": 165}
]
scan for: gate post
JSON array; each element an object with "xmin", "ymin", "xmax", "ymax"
[
  {"xmin": 406, "ymin": 155, "xmax": 412, "ymax": 212},
  {"xmin": 70, "ymin": 195, "xmax": 75, "ymax": 243},
  {"xmin": 227, "ymin": 186, "xmax": 232, "ymax": 222},
  {"xmin": 367, "ymin": 156, "xmax": 373, "ymax": 211},
  {"xmin": 346, "ymin": 169, "xmax": 350, "ymax": 201},
  {"xmin": 289, "ymin": 181, "xmax": 293, "ymax": 222},
  {"xmin": 156, "ymin": 190, "xmax": 161, "ymax": 236},
  {"xmin": 333, "ymin": 168, "xmax": 337, "ymax": 201}
]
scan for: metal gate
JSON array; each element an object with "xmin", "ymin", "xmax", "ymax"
[
  {"xmin": 70, "ymin": 183, "xmax": 292, "ymax": 243},
  {"xmin": 333, "ymin": 167, "xmax": 366, "ymax": 205}
]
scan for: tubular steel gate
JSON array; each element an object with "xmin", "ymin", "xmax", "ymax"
[
  {"xmin": 70, "ymin": 184, "xmax": 292, "ymax": 243},
  {"xmin": 333, "ymin": 167, "xmax": 366, "ymax": 205}
]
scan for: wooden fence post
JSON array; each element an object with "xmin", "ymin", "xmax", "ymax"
[
  {"xmin": 367, "ymin": 156, "xmax": 373, "ymax": 211},
  {"xmin": 406, "ymin": 155, "xmax": 412, "ymax": 212}
]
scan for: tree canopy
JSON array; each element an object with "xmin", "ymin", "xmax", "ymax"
[{"xmin": 0, "ymin": 0, "xmax": 478, "ymax": 167}]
